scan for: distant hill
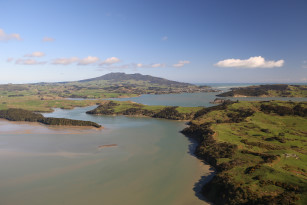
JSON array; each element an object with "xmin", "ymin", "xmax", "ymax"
[
  {"xmin": 79, "ymin": 72, "xmax": 192, "ymax": 87},
  {"xmin": 217, "ymin": 84, "xmax": 307, "ymax": 97},
  {"xmin": 0, "ymin": 73, "xmax": 218, "ymax": 101}
]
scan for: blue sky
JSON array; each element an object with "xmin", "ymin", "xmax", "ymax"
[{"xmin": 1, "ymin": 0, "xmax": 307, "ymax": 84}]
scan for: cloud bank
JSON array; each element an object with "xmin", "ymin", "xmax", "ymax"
[
  {"xmin": 173, "ymin": 60, "xmax": 190, "ymax": 68},
  {"xmin": 100, "ymin": 57, "xmax": 121, "ymax": 65},
  {"xmin": 215, "ymin": 56, "xmax": 284, "ymax": 68},
  {"xmin": 52, "ymin": 56, "xmax": 100, "ymax": 65},
  {"xmin": 7, "ymin": 52, "xmax": 189, "ymax": 70},
  {"xmin": 0, "ymin": 29, "xmax": 22, "ymax": 41},
  {"xmin": 25, "ymin": 51, "xmax": 45, "ymax": 57},
  {"xmin": 16, "ymin": 59, "xmax": 46, "ymax": 65},
  {"xmin": 52, "ymin": 57, "xmax": 79, "ymax": 65},
  {"xmin": 151, "ymin": 63, "xmax": 165, "ymax": 68},
  {"xmin": 78, "ymin": 56, "xmax": 100, "ymax": 65}
]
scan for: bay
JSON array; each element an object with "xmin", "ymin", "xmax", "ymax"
[{"xmin": 0, "ymin": 105, "xmax": 212, "ymax": 205}]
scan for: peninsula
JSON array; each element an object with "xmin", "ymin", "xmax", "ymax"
[
  {"xmin": 217, "ymin": 84, "xmax": 307, "ymax": 98},
  {"xmin": 182, "ymin": 100, "xmax": 307, "ymax": 204},
  {"xmin": 86, "ymin": 100, "xmax": 203, "ymax": 120}
]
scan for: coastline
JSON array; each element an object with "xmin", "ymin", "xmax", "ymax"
[
  {"xmin": 180, "ymin": 101, "xmax": 307, "ymax": 204},
  {"xmin": 185, "ymin": 133, "xmax": 216, "ymax": 203}
]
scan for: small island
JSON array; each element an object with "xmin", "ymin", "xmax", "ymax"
[
  {"xmin": 217, "ymin": 84, "xmax": 307, "ymax": 97},
  {"xmin": 0, "ymin": 108, "xmax": 102, "ymax": 128}
]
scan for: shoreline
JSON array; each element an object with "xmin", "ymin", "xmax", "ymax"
[
  {"xmin": 185, "ymin": 134, "xmax": 216, "ymax": 203},
  {"xmin": 180, "ymin": 101, "xmax": 307, "ymax": 204}
]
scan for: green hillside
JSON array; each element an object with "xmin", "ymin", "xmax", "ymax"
[
  {"xmin": 86, "ymin": 100, "xmax": 203, "ymax": 120},
  {"xmin": 182, "ymin": 101, "xmax": 307, "ymax": 204}
]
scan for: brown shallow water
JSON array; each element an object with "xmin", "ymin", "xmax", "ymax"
[{"xmin": 0, "ymin": 106, "xmax": 212, "ymax": 205}]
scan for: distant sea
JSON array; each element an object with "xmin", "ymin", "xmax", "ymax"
[{"xmin": 108, "ymin": 83, "xmax": 307, "ymax": 107}]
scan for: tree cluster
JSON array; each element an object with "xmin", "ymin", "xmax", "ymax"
[
  {"xmin": 260, "ymin": 104, "xmax": 307, "ymax": 117},
  {"xmin": 152, "ymin": 106, "xmax": 185, "ymax": 120},
  {"xmin": 86, "ymin": 101, "xmax": 119, "ymax": 115},
  {"xmin": 120, "ymin": 108, "xmax": 155, "ymax": 116},
  {"xmin": 226, "ymin": 109, "xmax": 254, "ymax": 123}
]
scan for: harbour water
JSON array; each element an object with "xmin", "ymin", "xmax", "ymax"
[
  {"xmin": 0, "ymin": 105, "xmax": 212, "ymax": 205},
  {"xmin": 109, "ymin": 92, "xmax": 307, "ymax": 107}
]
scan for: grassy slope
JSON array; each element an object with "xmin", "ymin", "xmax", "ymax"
[
  {"xmin": 189, "ymin": 101, "xmax": 307, "ymax": 204},
  {"xmin": 0, "ymin": 96, "xmax": 102, "ymax": 112},
  {"xmin": 0, "ymin": 82, "xmax": 139, "ymax": 100}
]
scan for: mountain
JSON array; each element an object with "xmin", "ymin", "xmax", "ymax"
[
  {"xmin": 0, "ymin": 73, "xmax": 218, "ymax": 100},
  {"xmin": 78, "ymin": 72, "xmax": 192, "ymax": 87}
]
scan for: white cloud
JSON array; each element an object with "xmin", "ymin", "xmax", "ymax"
[
  {"xmin": 136, "ymin": 63, "xmax": 143, "ymax": 68},
  {"xmin": 52, "ymin": 57, "xmax": 79, "ymax": 65},
  {"xmin": 151, "ymin": 63, "xmax": 165, "ymax": 68},
  {"xmin": 100, "ymin": 57, "xmax": 121, "ymax": 65},
  {"xmin": 130, "ymin": 63, "xmax": 165, "ymax": 68},
  {"xmin": 215, "ymin": 56, "xmax": 284, "ymax": 68},
  {"xmin": 302, "ymin": 60, "xmax": 307, "ymax": 69},
  {"xmin": 43, "ymin": 37, "xmax": 55, "ymax": 42},
  {"xmin": 162, "ymin": 36, "xmax": 168, "ymax": 41},
  {"xmin": 15, "ymin": 59, "xmax": 46, "ymax": 65},
  {"xmin": 0, "ymin": 29, "xmax": 22, "ymax": 41},
  {"xmin": 98, "ymin": 62, "xmax": 166, "ymax": 69},
  {"xmin": 173, "ymin": 60, "xmax": 190, "ymax": 68},
  {"xmin": 78, "ymin": 56, "xmax": 100, "ymax": 65},
  {"xmin": 7, "ymin": 58, "xmax": 14, "ymax": 62},
  {"xmin": 24, "ymin": 51, "xmax": 45, "ymax": 57}
]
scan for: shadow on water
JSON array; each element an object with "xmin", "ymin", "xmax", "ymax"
[{"xmin": 184, "ymin": 132, "xmax": 215, "ymax": 204}]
